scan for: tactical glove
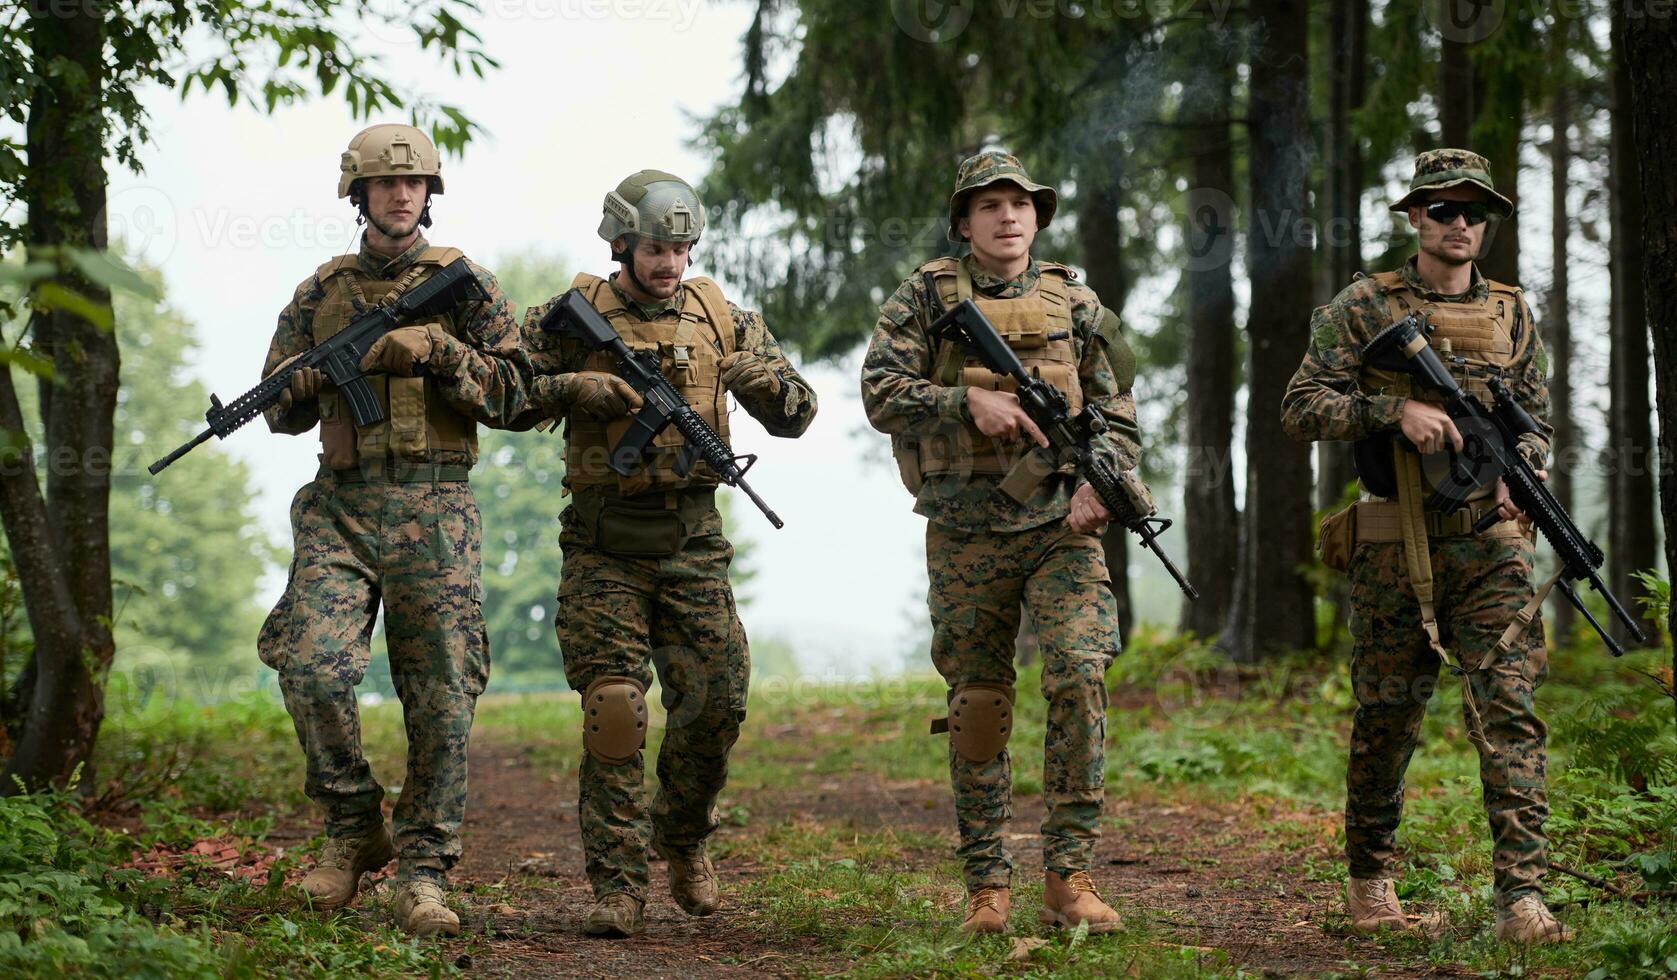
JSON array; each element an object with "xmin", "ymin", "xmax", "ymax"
[
  {"xmin": 718, "ymin": 351, "xmax": 782, "ymax": 402},
  {"xmin": 534, "ymin": 371, "xmax": 643, "ymax": 422},
  {"xmin": 359, "ymin": 323, "xmax": 440, "ymax": 377},
  {"xmin": 273, "ymin": 353, "xmax": 325, "ymax": 413}
]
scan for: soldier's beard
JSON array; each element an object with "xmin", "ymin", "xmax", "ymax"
[{"xmin": 368, "ymin": 211, "xmax": 420, "ymax": 241}]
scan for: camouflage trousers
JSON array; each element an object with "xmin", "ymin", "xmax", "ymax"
[
  {"xmin": 1346, "ymin": 532, "xmax": 1550, "ymax": 908},
  {"xmin": 926, "ymin": 519, "xmax": 1120, "ymax": 891},
  {"xmin": 556, "ymin": 489, "xmax": 749, "ymax": 900},
  {"xmin": 258, "ymin": 475, "xmax": 489, "ymax": 875}
]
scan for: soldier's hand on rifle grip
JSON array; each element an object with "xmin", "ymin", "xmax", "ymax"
[
  {"xmin": 539, "ymin": 371, "xmax": 643, "ymax": 422},
  {"xmin": 967, "ymin": 387, "xmax": 1049, "ymax": 448},
  {"xmin": 274, "ymin": 353, "xmax": 323, "ymax": 414},
  {"xmin": 1399, "ymin": 399, "xmax": 1463, "ymax": 456},
  {"xmin": 1068, "ymin": 482, "xmax": 1113, "ymax": 534},
  {"xmin": 359, "ymin": 323, "xmax": 439, "ymax": 377},
  {"xmin": 1495, "ymin": 469, "xmax": 1547, "ymax": 524}
]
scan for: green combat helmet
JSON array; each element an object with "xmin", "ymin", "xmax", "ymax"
[
  {"xmin": 337, "ymin": 124, "xmax": 445, "ymax": 199},
  {"xmin": 947, "ymin": 150, "xmax": 1058, "ymax": 243},
  {"xmin": 599, "ymin": 170, "xmax": 706, "ymax": 249}
]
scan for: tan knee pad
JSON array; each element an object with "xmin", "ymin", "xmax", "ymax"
[
  {"xmin": 931, "ymin": 682, "xmax": 1015, "ymax": 763},
  {"xmin": 582, "ymin": 676, "xmax": 648, "ymax": 765}
]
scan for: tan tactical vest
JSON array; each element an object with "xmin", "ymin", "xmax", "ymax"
[
  {"xmin": 563, "ymin": 272, "xmax": 736, "ymax": 494},
  {"xmin": 892, "ymin": 257, "xmax": 1081, "ymax": 490},
  {"xmin": 310, "ymin": 246, "xmax": 477, "ymax": 468},
  {"xmin": 1358, "ymin": 269, "xmax": 1528, "ymax": 503}
]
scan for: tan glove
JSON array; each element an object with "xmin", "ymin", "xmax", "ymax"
[
  {"xmin": 718, "ymin": 351, "xmax": 782, "ymax": 402},
  {"xmin": 534, "ymin": 371, "xmax": 643, "ymax": 421},
  {"xmin": 273, "ymin": 353, "xmax": 325, "ymax": 413},
  {"xmin": 359, "ymin": 324, "xmax": 438, "ymax": 377}
]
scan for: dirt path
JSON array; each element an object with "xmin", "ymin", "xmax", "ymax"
[{"xmin": 281, "ymin": 732, "xmax": 1455, "ymax": 979}]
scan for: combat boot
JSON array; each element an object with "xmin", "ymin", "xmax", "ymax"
[
  {"xmin": 960, "ymin": 886, "xmax": 1010, "ymax": 933},
  {"xmin": 1347, "ymin": 877, "xmax": 1411, "ymax": 934},
  {"xmin": 583, "ymin": 892, "xmax": 646, "ymax": 938},
  {"xmin": 392, "ymin": 876, "xmax": 461, "ymax": 937},
  {"xmin": 654, "ymin": 841, "xmax": 720, "ymax": 916},
  {"xmin": 298, "ymin": 824, "xmax": 394, "ymax": 909},
  {"xmin": 1040, "ymin": 871, "xmax": 1122, "ymax": 933},
  {"xmin": 1495, "ymin": 894, "xmax": 1573, "ymax": 945}
]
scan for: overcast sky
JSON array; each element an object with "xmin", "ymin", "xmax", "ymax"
[{"xmin": 107, "ymin": 4, "xmax": 943, "ymax": 678}]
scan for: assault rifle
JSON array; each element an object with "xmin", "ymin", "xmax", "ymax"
[
  {"xmin": 540, "ymin": 289, "xmax": 783, "ymax": 529},
  {"xmin": 1364, "ymin": 313, "xmax": 1645, "ymax": 656},
  {"xmin": 150, "ymin": 259, "xmax": 486, "ymax": 475},
  {"xmin": 923, "ymin": 276, "xmax": 1197, "ymax": 599}
]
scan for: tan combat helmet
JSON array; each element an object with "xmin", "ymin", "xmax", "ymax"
[
  {"xmin": 599, "ymin": 170, "xmax": 706, "ymax": 247},
  {"xmin": 338, "ymin": 124, "xmax": 445, "ymax": 200}
]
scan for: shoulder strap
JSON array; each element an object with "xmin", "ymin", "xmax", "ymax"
[
  {"xmin": 416, "ymin": 246, "xmax": 466, "ymax": 267},
  {"xmin": 313, "ymin": 254, "xmax": 358, "ymax": 282},
  {"xmin": 682, "ymin": 276, "xmax": 736, "ymax": 357},
  {"xmin": 1368, "ymin": 269, "xmax": 1413, "ymax": 324}
]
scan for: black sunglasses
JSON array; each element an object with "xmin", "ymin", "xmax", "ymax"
[{"xmin": 1423, "ymin": 200, "xmax": 1491, "ymax": 226}]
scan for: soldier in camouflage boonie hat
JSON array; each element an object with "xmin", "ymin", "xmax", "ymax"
[
  {"xmin": 948, "ymin": 151, "xmax": 1059, "ymax": 243},
  {"xmin": 1390, "ymin": 148, "xmax": 1514, "ymax": 217}
]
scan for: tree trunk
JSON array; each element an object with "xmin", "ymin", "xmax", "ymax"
[
  {"xmin": 1318, "ymin": 0, "xmax": 1366, "ymax": 513},
  {"xmin": 1440, "ymin": 39, "xmax": 1476, "ymax": 147},
  {"xmin": 2, "ymin": 1, "xmax": 118, "ymax": 792},
  {"xmin": 1478, "ymin": 116, "xmax": 1522, "ymax": 287},
  {"xmin": 1179, "ymin": 22, "xmax": 1238, "ymax": 638},
  {"xmin": 1609, "ymin": 3, "xmax": 1662, "ymax": 646},
  {"xmin": 1622, "ymin": 6, "xmax": 1677, "ymax": 694},
  {"xmin": 1547, "ymin": 32, "xmax": 1575, "ymax": 644},
  {"xmin": 1226, "ymin": 0, "xmax": 1315, "ymax": 660},
  {"xmin": 1077, "ymin": 181, "xmax": 1133, "ymax": 646}
]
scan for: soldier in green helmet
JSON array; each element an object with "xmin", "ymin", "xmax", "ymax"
[
  {"xmin": 1282, "ymin": 148, "xmax": 1570, "ymax": 944},
  {"xmin": 257, "ymin": 123, "xmax": 529, "ymax": 935},
  {"xmin": 860, "ymin": 151, "xmax": 1139, "ymax": 935},
  {"xmin": 511, "ymin": 170, "xmax": 817, "ymax": 937}
]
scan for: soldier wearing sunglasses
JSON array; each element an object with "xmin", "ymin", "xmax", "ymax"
[{"xmin": 1280, "ymin": 150, "xmax": 1570, "ymax": 944}]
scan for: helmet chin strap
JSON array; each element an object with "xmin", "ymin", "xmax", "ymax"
[{"xmin": 612, "ymin": 234, "xmax": 653, "ymax": 296}]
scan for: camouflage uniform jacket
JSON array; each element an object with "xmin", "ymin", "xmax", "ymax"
[
  {"xmin": 513, "ymin": 273, "xmax": 818, "ymax": 437},
  {"xmin": 1280, "ymin": 256, "xmax": 1551, "ymax": 471},
  {"xmin": 262, "ymin": 235, "xmax": 528, "ymax": 466},
  {"xmin": 861, "ymin": 254, "xmax": 1140, "ymax": 532}
]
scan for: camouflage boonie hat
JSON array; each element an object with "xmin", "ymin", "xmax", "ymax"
[
  {"xmin": 1390, "ymin": 148, "xmax": 1513, "ymax": 217},
  {"xmin": 948, "ymin": 151, "xmax": 1059, "ymax": 243}
]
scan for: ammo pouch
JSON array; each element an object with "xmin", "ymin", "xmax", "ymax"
[
  {"xmin": 1317, "ymin": 504, "xmax": 1357, "ymax": 573},
  {"xmin": 575, "ymin": 488, "xmax": 715, "ymax": 558}
]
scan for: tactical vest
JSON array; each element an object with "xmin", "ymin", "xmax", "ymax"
[
  {"xmin": 892, "ymin": 257, "xmax": 1081, "ymax": 491},
  {"xmin": 564, "ymin": 272, "xmax": 736, "ymax": 494},
  {"xmin": 1357, "ymin": 269, "xmax": 1528, "ymax": 503},
  {"xmin": 310, "ymin": 246, "xmax": 477, "ymax": 469}
]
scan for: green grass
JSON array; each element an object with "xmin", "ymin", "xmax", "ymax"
[{"xmin": 0, "ymin": 628, "xmax": 1670, "ymax": 976}]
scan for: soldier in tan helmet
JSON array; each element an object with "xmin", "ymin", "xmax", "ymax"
[
  {"xmin": 510, "ymin": 170, "xmax": 817, "ymax": 937},
  {"xmin": 257, "ymin": 123, "xmax": 529, "ymax": 936}
]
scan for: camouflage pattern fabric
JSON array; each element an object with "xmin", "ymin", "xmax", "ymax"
[
  {"xmin": 554, "ymin": 493, "xmax": 750, "ymax": 900},
  {"xmin": 258, "ymin": 478, "xmax": 489, "ymax": 875},
  {"xmin": 927, "ymin": 520, "xmax": 1119, "ymax": 890},
  {"xmin": 1281, "ymin": 256, "xmax": 1556, "ymax": 909},
  {"xmin": 946, "ymin": 150, "xmax": 1058, "ymax": 242},
  {"xmin": 511, "ymin": 274, "xmax": 817, "ymax": 435},
  {"xmin": 861, "ymin": 254, "xmax": 1140, "ymax": 533},
  {"xmin": 262, "ymin": 235, "xmax": 528, "ymax": 461},
  {"xmin": 1346, "ymin": 535, "xmax": 1551, "ymax": 908},
  {"xmin": 1390, "ymin": 148, "xmax": 1513, "ymax": 216},
  {"xmin": 1281, "ymin": 256, "xmax": 1551, "ymax": 470}
]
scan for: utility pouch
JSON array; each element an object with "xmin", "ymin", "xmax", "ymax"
[
  {"xmin": 1318, "ymin": 503, "xmax": 1357, "ymax": 573},
  {"xmin": 595, "ymin": 503, "xmax": 686, "ymax": 558}
]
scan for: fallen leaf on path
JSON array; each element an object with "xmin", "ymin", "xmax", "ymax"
[{"xmin": 1008, "ymin": 938, "xmax": 1048, "ymax": 961}]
